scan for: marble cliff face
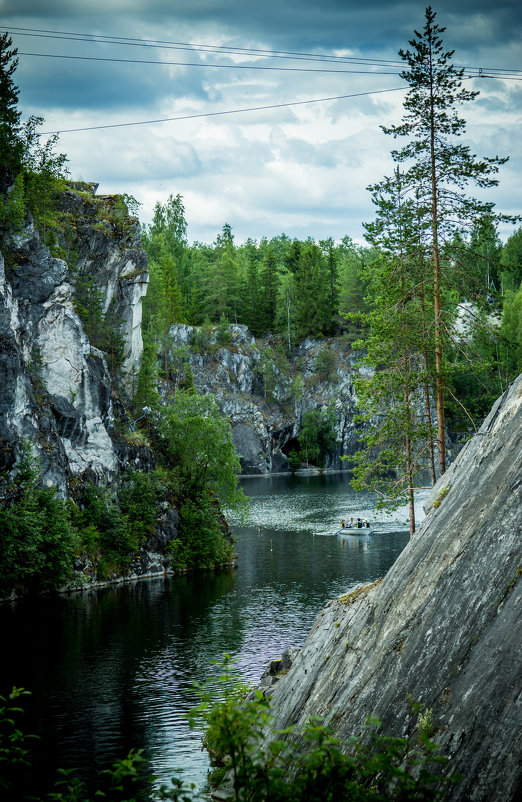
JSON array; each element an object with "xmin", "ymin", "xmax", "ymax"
[
  {"xmin": 255, "ymin": 375, "xmax": 522, "ymax": 802},
  {"xmin": 0, "ymin": 185, "xmax": 148, "ymax": 496}
]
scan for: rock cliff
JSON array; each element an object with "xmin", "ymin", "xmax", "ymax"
[
  {"xmin": 0, "ymin": 184, "xmax": 148, "ymax": 494},
  {"xmin": 169, "ymin": 323, "xmax": 367, "ymax": 474},
  {"xmin": 259, "ymin": 375, "xmax": 522, "ymax": 801}
]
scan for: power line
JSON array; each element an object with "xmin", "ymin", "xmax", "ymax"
[
  {"xmin": 41, "ymin": 87, "xmax": 406, "ymax": 135},
  {"xmin": 16, "ymin": 47, "xmax": 522, "ymax": 81},
  {"xmin": 17, "ymin": 50, "xmax": 404, "ymax": 76},
  {"xmin": 1, "ymin": 27, "xmax": 406, "ymax": 68},
  {"xmin": 0, "ymin": 26, "xmax": 410, "ymax": 67},
  {"xmin": 4, "ymin": 25, "xmax": 521, "ymax": 78}
]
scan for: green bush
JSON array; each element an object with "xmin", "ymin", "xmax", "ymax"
[
  {"xmin": 189, "ymin": 656, "xmax": 454, "ymax": 802},
  {"xmin": 288, "ymin": 450, "xmax": 302, "ymax": 473},
  {"xmin": 169, "ymin": 491, "xmax": 235, "ymax": 571},
  {"xmin": 0, "ymin": 674, "xmax": 456, "ymax": 802},
  {"xmin": 0, "ymin": 446, "xmax": 77, "ymax": 593}
]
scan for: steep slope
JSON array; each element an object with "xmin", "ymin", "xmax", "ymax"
[
  {"xmin": 0, "ymin": 184, "xmax": 148, "ymax": 494},
  {"xmin": 263, "ymin": 375, "xmax": 522, "ymax": 801},
  {"xmin": 169, "ymin": 323, "xmax": 367, "ymax": 474}
]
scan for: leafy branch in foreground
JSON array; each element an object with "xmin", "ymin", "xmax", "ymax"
[{"xmin": 189, "ymin": 654, "xmax": 455, "ymax": 802}]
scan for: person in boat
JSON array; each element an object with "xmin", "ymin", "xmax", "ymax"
[
  {"xmin": 357, "ymin": 518, "xmax": 362, "ymax": 528},
  {"xmin": 341, "ymin": 519, "xmax": 346, "ymax": 529},
  {"xmin": 363, "ymin": 519, "xmax": 370, "ymax": 528}
]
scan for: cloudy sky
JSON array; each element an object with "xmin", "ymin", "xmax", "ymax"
[{"xmin": 2, "ymin": 1, "xmax": 521, "ymax": 244}]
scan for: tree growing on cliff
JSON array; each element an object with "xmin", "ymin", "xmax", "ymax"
[
  {"xmin": 299, "ymin": 405, "xmax": 338, "ymax": 470},
  {"xmin": 382, "ymin": 6, "xmax": 511, "ymax": 476}
]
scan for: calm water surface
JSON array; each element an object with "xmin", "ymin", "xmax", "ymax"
[{"xmin": 1, "ymin": 474, "xmax": 423, "ymax": 797}]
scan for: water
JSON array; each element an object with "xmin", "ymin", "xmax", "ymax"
[{"xmin": 0, "ymin": 473, "xmax": 422, "ymax": 798}]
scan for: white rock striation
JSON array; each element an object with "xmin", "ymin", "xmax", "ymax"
[{"xmin": 0, "ymin": 188, "xmax": 148, "ymax": 493}]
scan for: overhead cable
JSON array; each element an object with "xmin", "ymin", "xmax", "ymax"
[
  {"xmin": 16, "ymin": 50, "xmax": 405, "ymax": 76},
  {"xmin": 41, "ymin": 86, "xmax": 406, "ymax": 135},
  {"xmin": 3, "ymin": 26, "xmax": 520, "ymax": 78}
]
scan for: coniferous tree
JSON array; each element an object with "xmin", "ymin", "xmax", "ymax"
[
  {"xmin": 382, "ymin": 6, "xmax": 510, "ymax": 475},
  {"xmin": 356, "ymin": 168, "xmax": 434, "ymax": 534},
  {"xmin": 320, "ymin": 237, "xmax": 340, "ymax": 334},
  {"xmin": 244, "ymin": 240, "xmax": 262, "ymax": 335},
  {"xmin": 500, "ymin": 227, "xmax": 522, "ymax": 294},
  {"xmin": 0, "ymin": 33, "xmax": 23, "ymax": 177},
  {"xmin": 294, "ymin": 242, "xmax": 325, "ymax": 338},
  {"xmin": 259, "ymin": 248, "xmax": 278, "ymax": 333}
]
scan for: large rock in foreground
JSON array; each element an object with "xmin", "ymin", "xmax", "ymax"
[{"xmin": 263, "ymin": 376, "xmax": 522, "ymax": 801}]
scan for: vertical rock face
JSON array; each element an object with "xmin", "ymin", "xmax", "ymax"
[
  {"xmin": 0, "ymin": 187, "xmax": 148, "ymax": 494},
  {"xmin": 168, "ymin": 324, "xmax": 364, "ymax": 474},
  {"xmin": 263, "ymin": 375, "xmax": 522, "ymax": 801}
]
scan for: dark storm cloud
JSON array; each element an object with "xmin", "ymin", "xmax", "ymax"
[
  {"xmin": 5, "ymin": 1, "xmax": 521, "ymax": 52},
  {"xmin": 2, "ymin": 1, "xmax": 520, "ymax": 241},
  {"xmin": 16, "ymin": 52, "xmax": 213, "ymax": 112}
]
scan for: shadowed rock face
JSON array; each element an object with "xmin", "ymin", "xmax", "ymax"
[
  {"xmin": 263, "ymin": 375, "xmax": 522, "ymax": 801},
  {"xmin": 0, "ymin": 188, "xmax": 148, "ymax": 494},
  {"xmin": 169, "ymin": 324, "xmax": 365, "ymax": 474}
]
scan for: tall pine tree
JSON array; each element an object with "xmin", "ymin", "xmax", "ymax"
[{"xmin": 382, "ymin": 6, "xmax": 510, "ymax": 475}]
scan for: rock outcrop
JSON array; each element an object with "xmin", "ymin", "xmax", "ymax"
[
  {"xmin": 168, "ymin": 323, "xmax": 366, "ymax": 474},
  {"xmin": 258, "ymin": 375, "xmax": 522, "ymax": 801},
  {"xmin": 0, "ymin": 185, "xmax": 148, "ymax": 495}
]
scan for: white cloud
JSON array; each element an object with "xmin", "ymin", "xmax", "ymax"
[{"xmin": 3, "ymin": 1, "xmax": 520, "ymax": 243}]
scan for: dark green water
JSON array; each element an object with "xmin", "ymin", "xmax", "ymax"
[{"xmin": 0, "ymin": 474, "xmax": 421, "ymax": 798}]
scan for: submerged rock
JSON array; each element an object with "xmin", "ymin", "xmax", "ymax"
[{"xmin": 261, "ymin": 375, "xmax": 522, "ymax": 801}]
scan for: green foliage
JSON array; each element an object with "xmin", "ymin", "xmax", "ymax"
[
  {"xmin": 0, "ymin": 170, "xmax": 25, "ymax": 231},
  {"xmin": 287, "ymin": 450, "xmax": 302, "ymax": 473},
  {"xmin": 314, "ymin": 346, "xmax": 338, "ymax": 384},
  {"xmin": 432, "ymin": 485, "xmax": 450, "ymax": 509},
  {"xmin": 0, "ymin": 670, "xmax": 457, "ymax": 802},
  {"xmin": 500, "ymin": 282, "xmax": 522, "ymax": 381},
  {"xmin": 158, "ymin": 391, "xmax": 247, "ymax": 516},
  {"xmin": 0, "ymin": 688, "xmax": 36, "ymax": 795},
  {"xmin": 0, "ymin": 443, "xmax": 77, "ymax": 592},
  {"xmin": 20, "ymin": 116, "xmax": 69, "ymax": 239},
  {"xmin": 72, "ymin": 471, "xmax": 166, "ymax": 570},
  {"xmin": 169, "ymin": 491, "xmax": 235, "ymax": 571},
  {"xmin": 417, "ymin": 709, "xmax": 436, "ymax": 742},
  {"xmin": 188, "ymin": 656, "xmax": 452, "ymax": 802},
  {"xmin": 191, "ymin": 321, "xmax": 214, "ymax": 354},
  {"xmin": 500, "ymin": 228, "xmax": 522, "ymax": 293},
  {"xmin": 379, "ymin": 6, "xmax": 512, "ymax": 476},
  {"xmin": 0, "ymin": 33, "xmax": 23, "ymax": 176},
  {"xmin": 299, "ymin": 406, "xmax": 338, "ymax": 469},
  {"xmin": 216, "ymin": 314, "xmax": 233, "ymax": 346},
  {"xmin": 72, "ymin": 276, "xmax": 125, "ymax": 376}
]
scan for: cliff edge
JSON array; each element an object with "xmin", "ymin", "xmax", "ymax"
[{"xmin": 263, "ymin": 375, "xmax": 521, "ymax": 801}]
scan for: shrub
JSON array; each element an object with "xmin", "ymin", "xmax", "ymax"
[
  {"xmin": 169, "ymin": 491, "xmax": 235, "ymax": 571},
  {"xmin": 0, "ymin": 444, "xmax": 77, "ymax": 593}
]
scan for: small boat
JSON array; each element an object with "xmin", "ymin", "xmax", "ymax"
[{"xmin": 335, "ymin": 525, "xmax": 373, "ymax": 536}]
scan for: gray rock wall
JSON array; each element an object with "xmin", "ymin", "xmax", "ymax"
[
  {"xmin": 168, "ymin": 323, "xmax": 365, "ymax": 474},
  {"xmin": 261, "ymin": 375, "xmax": 522, "ymax": 801},
  {"xmin": 0, "ymin": 188, "xmax": 148, "ymax": 494}
]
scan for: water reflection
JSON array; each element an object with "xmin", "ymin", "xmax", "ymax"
[{"xmin": 0, "ymin": 473, "xmax": 414, "ymax": 798}]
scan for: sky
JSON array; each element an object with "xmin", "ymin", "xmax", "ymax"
[{"xmin": 1, "ymin": 1, "xmax": 521, "ymax": 245}]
